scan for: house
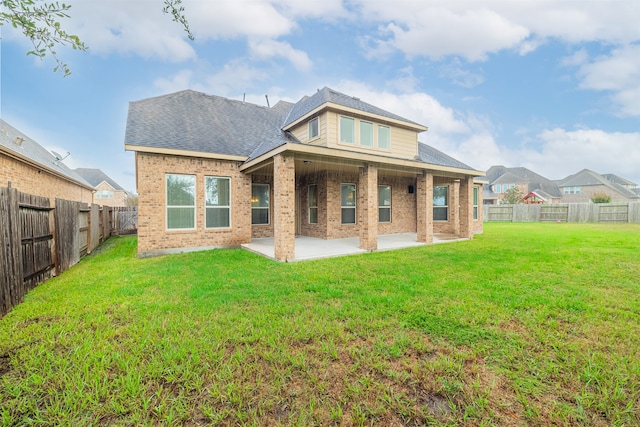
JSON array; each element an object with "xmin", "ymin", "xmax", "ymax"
[
  {"xmin": 556, "ymin": 169, "xmax": 639, "ymax": 203},
  {"xmin": 483, "ymin": 166, "xmax": 562, "ymax": 205},
  {"xmin": 74, "ymin": 168, "xmax": 131, "ymax": 206},
  {"xmin": 124, "ymin": 88, "xmax": 484, "ymax": 260},
  {"xmin": 0, "ymin": 119, "xmax": 94, "ymax": 203}
]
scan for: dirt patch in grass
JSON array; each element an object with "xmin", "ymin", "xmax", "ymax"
[{"xmin": 0, "ymin": 353, "xmax": 11, "ymax": 377}]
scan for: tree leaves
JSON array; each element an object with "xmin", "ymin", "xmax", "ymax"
[{"xmin": 1, "ymin": 0, "xmax": 193, "ymax": 76}]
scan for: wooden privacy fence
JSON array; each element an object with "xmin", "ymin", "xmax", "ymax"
[
  {"xmin": 484, "ymin": 202, "xmax": 640, "ymax": 223},
  {"xmin": 0, "ymin": 187, "xmax": 138, "ymax": 317}
]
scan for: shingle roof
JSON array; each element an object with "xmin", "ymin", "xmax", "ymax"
[
  {"xmin": 125, "ymin": 89, "xmax": 478, "ymax": 173},
  {"xmin": 416, "ymin": 143, "xmax": 475, "ymax": 170},
  {"xmin": 0, "ymin": 119, "xmax": 93, "ymax": 189},
  {"xmin": 125, "ymin": 90, "xmax": 295, "ymax": 157},
  {"xmin": 602, "ymin": 173, "xmax": 637, "ymax": 187},
  {"xmin": 74, "ymin": 168, "xmax": 124, "ymax": 191},
  {"xmin": 282, "ymin": 87, "xmax": 424, "ymax": 129}
]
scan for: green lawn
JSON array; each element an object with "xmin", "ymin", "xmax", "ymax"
[{"xmin": 1, "ymin": 223, "xmax": 639, "ymax": 426}]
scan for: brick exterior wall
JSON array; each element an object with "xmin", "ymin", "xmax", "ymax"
[
  {"xmin": 135, "ymin": 152, "xmax": 480, "ymax": 257},
  {"xmin": 1, "ymin": 153, "xmax": 93, "ymax": 204},
  {"xmin": 136, "ymin": 152, "xmax": 252, "ymax": 257}
]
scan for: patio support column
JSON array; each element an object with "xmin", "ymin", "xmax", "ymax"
[
  {"xmin": 416, "ymin": 171, "xmax": 433, "ymax": 243},
  {"xmin": 358, "ymin": 163, "xmax": 378, "ymax": 251},
  {"xmin": 273, "ymin": 153, "xmax": 295, "ymax": 261},
  {"xmin": 459, "ymin": 176, "xmax": 474, "ymax": 239}
]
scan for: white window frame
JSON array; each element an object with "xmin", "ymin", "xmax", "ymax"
[
  {"xmin": 308, "ymin": 184, "xmax": 318, "ymax": 224},
  {"xmin": 166, "ymin": 173, "xmax": 196, "ymax": 230},
  {"xmin": 205, "ymin": 176, "xmax": 231, "ymax": 229},
  {"xmin": 339, "ymin": 116, "xmax": 355, "ymax": 144},
  {"xmin": 378, "ymin": 185, "xmax": 391, "ymax": 223},
  {"xmin": 433, "ymin": 185, "xmax": 449, "ymax": 222},
  {"xmin": 378, "ymin": 125, "xmax": 390, "ymax": 150},
  {"xmin": 251, "ymin": 183, "xmax": 270, "ymax": 226},
  {"xmin": 308, "ymin": 117, "xmax": 319, "ymax": 140},
  {"xmin": 341, "ymin": 183, "xmax": 357, "ymax": 224}
]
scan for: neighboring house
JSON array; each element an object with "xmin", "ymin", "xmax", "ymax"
[
  {"xmin": 74, "ymin": 168, "xmax": 130, "ymax": 206},
  {"xmin": 124, "ymin": 88, "xmax": 484, "ymax": 260},
  {"xmin": 601, "ymin": 174, "xmax": 638, "ymax": 192},
  {"xmin": 556, "ymin": 169, "xmax": 639, "ymax": 203},
  {"xmin": 483, "ymin": 165, "xmax": 562, "ymax": 205},
  {"xmin": 0, "ymin": 119, "xmax": 94, "ymax": 203}
]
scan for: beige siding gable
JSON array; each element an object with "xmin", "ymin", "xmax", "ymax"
[{"xmin": 290, "ymin": 110, "xmax": 420, "ymax": 160}]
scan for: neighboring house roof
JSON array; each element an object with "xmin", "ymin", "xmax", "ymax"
[
  {"xmin": 125, "ymin": 89, "xmax": 480, "ymax": 174},
  {"xmin": 74, "ymin": 168, "xmax": 125, "ymax": 191},
  {"xmin": 282, "ymin": 87, "xmax": 425, "ymax": 130},
  {"xmin": 601, "ymin": 173, "xmax": 637, "ymax": 188},
  {"xmin": 484, "ymin": 165, "xmax": 562, "ymax": 198},
  {"xmin": 0, "ymin": 119, "xmax": 93, "ymax": 189},
  {"xmin": 557, "ymin": 169, "xmax": 638, "ymax": 199}
]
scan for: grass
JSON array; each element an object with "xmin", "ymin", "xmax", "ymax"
[{"xmin": 1, "ymin": 222, "xmax": 639, "ymax": 426}]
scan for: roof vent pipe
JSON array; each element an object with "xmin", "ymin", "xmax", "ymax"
[
  {"xmin": 15, "ymin": 136, "xmax": 24, "ymax": 146},
  {"xmin": 265, "ymin": 94, "xmax": 270, "ymax": 108}
]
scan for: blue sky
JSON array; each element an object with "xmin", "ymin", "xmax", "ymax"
[{"xmin": 2, "ymin": 0, "xmax": 639, "ymax": 193}]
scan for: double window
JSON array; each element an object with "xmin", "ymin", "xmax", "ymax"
[
  {"xmin": 378, "ymin": 185, "xmax": 391, "ymax": 223},
  {"xmin": 166, "ymin": 174, "xmax": 196, "ymax": 229},
  {"xmin": 251, "ymin": 183, "xmax": 270, "ymax": 225},
  {"xmin": 308, "ymin": 184, "xmax": 318, "ymax": 224},
  {"xmin": 341, "ymin": 183, "xmax": 356, "ymax": 224},
  {"xmin": 433, "ymin": 185, "xmax": 449, "ymax": 221},
  {"xmin": 205, "ymin": 177, "xmax": 231, "ymax": 228}
]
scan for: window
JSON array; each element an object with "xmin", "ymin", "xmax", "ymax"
[
  {"xmin": 251, "ymin": 183, "xmax": 269, "ymax": 225},
  {"xmin": 433, "ymin": 185, "xmax": 449, "ymax": 221},
  {"xmin": 309, "ymin": 117, "xmax": 319, "ymax": 140},
  {"xmin": 205, "ymin": 176, "xmax": 231, "ymax": 228},
  {"xmin": 360, "ymin": 121, "xmax": 373, "ymax": 147},
  {"xmin": 563, "ymin": 186, "xmax": 581, "ymax": 194},
  {"xmin": 341, "ymin": 183, "xmax": 356, "ymax": 224},
  {"xmin": 308, "ymin": 184, "xmax": 318, "ymax": 224},
  {"xmin": 166, "ymin": 174, "xmax": 196, "ymax": 229},
  {"xmin": 96, "ymin": 190, "xmax": 113, "ymax": 199},
  {"xmin": 340, "ymin": 116, "xmax": 355, "ymax": 144},
  {"xmin": 378, "ymin": 125, "xmax": 390, "ymax": 149},
  {"xmin": 378, "ymin": 185, "xmax": 391, "ymax": 223},
  {"xmin": 473, "ymin": 187, "xmax": 479, "ymax": 220}
]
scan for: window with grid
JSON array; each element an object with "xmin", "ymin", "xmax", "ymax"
[
  {"xmin": 205, "ymin": 176, "xmax": 231, "ymax": 228},
  {"xmin": 378, "ymin": 185, "xmax": 391, "ymax": 223},
  {"xmin": 433, "ymin": 185, "xmax": 449, "ymax": 221},
  {"xmin": 341, "ymin": 183, "xmax": 356, "ymax": 224},
  {"xmin": 251, "ymin": 183, "xmax": 269, "ymax": 225},
  {"xmin": 308, "ymin": 184, "xmax": 318, "ymax": 224},
  {"xmin": 166, "ymin": 173, "xmax": 196, "ymax": 229}
]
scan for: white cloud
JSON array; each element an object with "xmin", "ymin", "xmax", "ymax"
[
  {"xmin": 356, "ymin": 0, "xmax": 640, "ymax": 60},
  {"xmin": 248, "ymin": 39, "xmax": 312, "ymax": 71},
  {"xmin": 521, "ymin": 128, "xmax": 640, "ymax": 183},
  {"xmin": 576, "ymin": 44, "xmax": 640, "ymax": 116}
]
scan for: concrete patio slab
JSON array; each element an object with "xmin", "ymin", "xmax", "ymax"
[{"xmin": 242, "ymin": 232, "xmax": 468, "ymax": 261}]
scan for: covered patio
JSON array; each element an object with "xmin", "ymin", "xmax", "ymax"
[{"xmin": 242, "ymin": 232, "xmax": 469, "ymax": 262}]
